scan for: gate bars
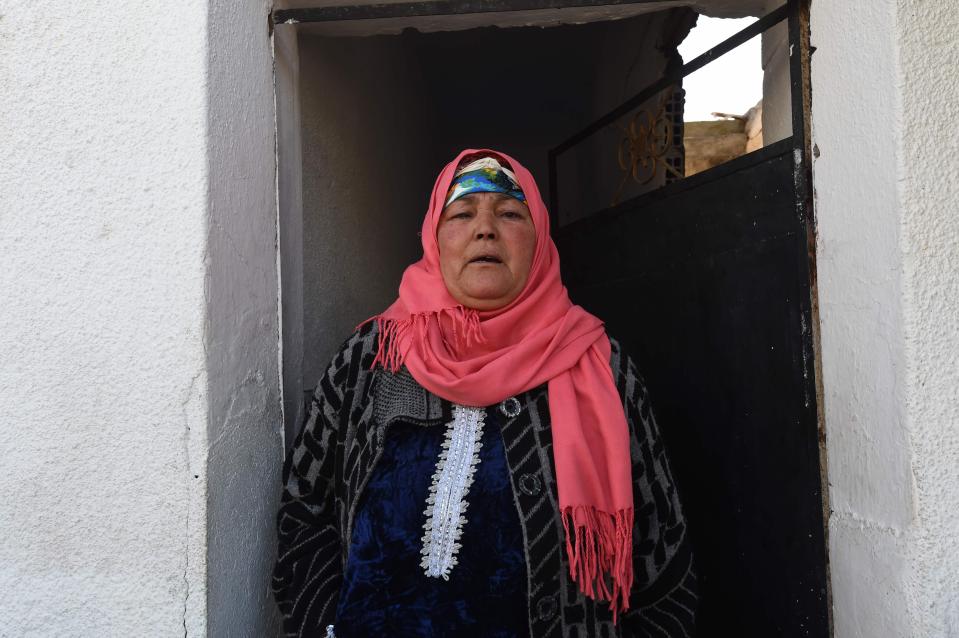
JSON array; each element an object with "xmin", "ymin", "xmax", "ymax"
[{"xmin": 546, "ymin": 2, "xmax": 805, "ymax": 226}]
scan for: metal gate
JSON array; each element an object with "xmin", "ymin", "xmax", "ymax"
[{"xmin": 551, "ymin": 2, "xmax": 829, "ymax": 634}]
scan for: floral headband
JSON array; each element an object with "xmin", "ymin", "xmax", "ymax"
[{"xmin": 444, "ymin": 156, "xmax": 527, "ymax": 207}]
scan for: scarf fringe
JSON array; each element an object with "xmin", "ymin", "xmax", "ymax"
[
  {"xmin": 366, "ymin": 306, "xmax": 485, "ymax": 373},
  {"xmin": 561, "ymin": 505, "xmax": 634, "ymax": 623}
]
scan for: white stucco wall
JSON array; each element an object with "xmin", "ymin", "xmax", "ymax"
[
  {"xmin": 0, "ymin": 2, "xmax": 210, "ymax": 635},
  {"xmin": 0, "ymin": 1, "xmax": 284, "ymax": 635},
  {"xmin": 760, "ymin": 15, "xmax": 791, "ymax": 145},
  {"xmin": 811, "ymin": 1, "xmax": 959, "ymax": 635},
  {"xmin": 895, "ymin": 3, "xmax": 959, "ymax": 632}
]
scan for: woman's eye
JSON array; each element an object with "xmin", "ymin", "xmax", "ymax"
[
  {"xmin": 453, "ymin": 212, "xmax": 471, "ymax": 219},
  {"xmin": 502, "ymin": 211, "xmax": 522, "ymax": 218}
]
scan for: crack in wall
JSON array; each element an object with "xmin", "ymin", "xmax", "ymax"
[
  {"xmin": 831, "ymin": 507, "xmax": 906, "ymax": 539},
  {"xmin": 179, "ymin": 371, "xmax": 203, "ymax": 637}
]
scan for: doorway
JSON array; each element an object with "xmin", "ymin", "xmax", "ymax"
[
  {"xmin": 272, "ymin": 1, "xmax": 828, "ymax": 634},
  {"xmin": 283, "ymin": 7, "xmax": 699, "ymax": 404}
]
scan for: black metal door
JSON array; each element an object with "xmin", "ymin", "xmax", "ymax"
[
  {"xmin": 557, "ymin": 139, "xmax": 828, "ymax": 635},
  {"xmin": 553, "ymin": 4, "xmax": 829, "ymax": 635}
]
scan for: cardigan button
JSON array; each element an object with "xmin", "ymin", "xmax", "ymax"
[
  {"xmin": 499, "ymin": 397, "xmax": 522, "ymax": 418},
  {"xmin": 536, "ymin": 594, "xmax": 558, "ymax": 621},
  {"xmin": 519, "ymin": 473, "xmax": 542, "ymax": 496}
]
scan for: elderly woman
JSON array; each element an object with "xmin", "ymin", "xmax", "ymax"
[{"xmin": 272, "ymin": 149, "xmax": 697, "ymax": 637}]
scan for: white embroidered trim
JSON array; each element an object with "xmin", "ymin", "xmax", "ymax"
[
  {"xmin": 325, "ymin": 625, "xmax": 335, "ymax": 638},
  {"xmin": 420, "ymin": 404, "xmax": 486, "ymax": 580}
]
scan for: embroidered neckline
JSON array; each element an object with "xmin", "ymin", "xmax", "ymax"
[{"xmin": 420, "ymin": 404, "xmax": 486, "ymax": 580}]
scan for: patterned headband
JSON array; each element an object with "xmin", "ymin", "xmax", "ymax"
[{"xmin": 444, "ymin": 156, "xmax": 527, "ymax": 207}]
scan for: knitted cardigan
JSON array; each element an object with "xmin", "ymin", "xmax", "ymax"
[{"xmin": 272, "ymin": 320, "xmax": 698, "ymax": 637}]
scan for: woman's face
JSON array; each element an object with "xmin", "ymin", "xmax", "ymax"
[{"xmin": 437, "ymin": 192, "xmax": 536, "ymax": 311}]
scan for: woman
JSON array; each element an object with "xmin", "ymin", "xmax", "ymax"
[{"xmin": 272, "ymin": 149, "xmax": 697, "ymax": 637}]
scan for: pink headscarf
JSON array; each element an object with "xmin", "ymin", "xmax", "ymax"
[{"xmin": 357, "ymin": 148, "xmax": 634, "ymax": 619}]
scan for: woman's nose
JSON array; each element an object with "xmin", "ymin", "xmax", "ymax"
[{"xmin": 474, "ymin": 211, "xmax": 497, "ymax": 239}]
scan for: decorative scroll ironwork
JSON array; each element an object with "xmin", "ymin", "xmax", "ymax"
[{"xmin": 612, "ymin": 87, "xmax": 684, "ymax": 206}]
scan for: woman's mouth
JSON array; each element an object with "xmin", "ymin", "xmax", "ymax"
[{"xmin": 469, "ymin": 255, "xmax": 503, "ymax": 264}]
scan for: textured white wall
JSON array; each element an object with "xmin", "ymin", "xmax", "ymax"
[
  {"xmin": 0, "ymin": 2, "xmax": 210, "ymax": 635},
  {"xmin": 812, "ymin": 6, "xmax": 912, "ymax": 635},
  {"xmin": 894, "ymin": 1, "xmax": 959, "ymax": 633},
  {"xmin": 812, "ymin": 1, "xmax": 959, "ymax": 635},
  {"xmin": 0, "ymin": 1, "xmax": 284, "ymax": 635}
]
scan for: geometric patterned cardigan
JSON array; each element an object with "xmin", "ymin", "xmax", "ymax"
[{"xmin": 272, "ymin": 320, "xmax": 698, "ymax": 637}]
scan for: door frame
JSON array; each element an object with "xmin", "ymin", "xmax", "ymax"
[{"xmin": 271, "ymin": 0, "xmax": 829, "ymax": 631}]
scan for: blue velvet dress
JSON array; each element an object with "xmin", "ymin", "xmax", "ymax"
[{"xmin": 332, "ymin": 405, "xmax": 529, "ymax": 637}]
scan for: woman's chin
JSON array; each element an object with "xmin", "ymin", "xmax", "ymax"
[
  {"xmin": 457, "ymin": 286, "xmax": 517, "ymax": 309},
  {"xmin": 460, "ymin": 274, "xmax": 510, "ymax": 296}
]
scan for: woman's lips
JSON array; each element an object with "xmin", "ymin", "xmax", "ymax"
[{"xmin": 469, "ymin": 255, "xmax": 502, "ymax": 263}]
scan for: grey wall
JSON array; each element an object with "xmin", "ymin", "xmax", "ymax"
[
  {"xmin": 206, "ymin": 0, "xmax": 284, "ymax": 635},
  {"xmin": 276, "ymin": 26, "xmax": 308, "ymax": 447},
  {"xmin": 298, "ymin": 35, "xmax": 437, "ymax": 390}
]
